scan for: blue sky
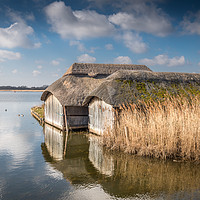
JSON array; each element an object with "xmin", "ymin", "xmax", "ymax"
[{"xmin": 0, "ymin": 0, "xmax": 200, "ymax": 86}]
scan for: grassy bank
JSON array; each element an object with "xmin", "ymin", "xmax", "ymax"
[
  {"xmin": 31, "ymin": 105, "xmax": 44, "ymax": 123},
  {"xmin": 103, "ymin": 95, "xmax": 200, "ymax": 161}
]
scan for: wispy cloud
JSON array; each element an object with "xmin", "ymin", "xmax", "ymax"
[
  {"xmin": 25, "ymin": 13, "xmax": 35, "ymax": 21},
  {"xmin": 105, "ymin": 43, "xmax": 113, "ymax": 50},
  {"xmin": 0, "ymin": 50, "xmax": 21, "ymax": 62},
  {"xmin": 37, "ymin": 65, "xmax": 43, "ymax": 69},
  {"xmin": 69, "ymin": 40, "xmax": 86, "ymax": 52},
  {"xmin": 139, "ymin": 54, "xmax": 185, "ymax": 67},
  {"xmin": 181, "ymin": 11, "xmax": 200, "ymax": 35},
  {"xmin": 12, "ymin": 69, "xmax": 18, "ymax": 74},
  {"xmin": 109, "ymin": 11, "xmax": 173, "ymax": 37},
  {"xmin": 32, "ymin": 70, "xmax": 41, "ymax": 76},
  {"xmin": 77, "ymin": 54, "xmax": 96, "ymax": 63},
  {"xmin": 70, "ymin": 40, "xmax": 97, "ymax": 53},
  {"xmin": 51, "ymin": 60, "xmax": 60, "ymax": 66},
  {"xmin": 123, "ymin": 32, "xmax": 147, "ymax": 54},
  {"xmin": 89, "ymin": 0, "xmax": 173, "ymax": 37}
]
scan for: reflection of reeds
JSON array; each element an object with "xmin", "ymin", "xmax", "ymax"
[
  {"xmin": 103, "ymin": 95, "xmax": 200, "ymax": 161},
  {"xmin": 106, "ymin": 152, "xmax": 200, "ymax": 197}
]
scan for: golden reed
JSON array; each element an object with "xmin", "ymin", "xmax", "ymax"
[{"xmin": 103, "ymin": 95, "xmax": 200, "ymax": 161}]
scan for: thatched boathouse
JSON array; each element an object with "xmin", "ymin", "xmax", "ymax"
[
  {"xmin": 83, "ymin": 70, "xmax": 200, "ymax": 135},
  {"xmin": 41, "ymin": 63, "xmax": 151, "ymax": 130}
]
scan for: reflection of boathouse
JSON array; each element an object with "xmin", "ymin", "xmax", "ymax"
[
  {"xmin": 41, "ymin": 125, "xmax": 200, "ymax": 198},
  {"xmin": 41, "ymin": 63, "xmax": 151, "ymax": 130},
  {"xmin": 43, "ymin": 124, "xmax": 66, "ymax": 161},
  {"xmin": 42, "ymin": 124, "xmax": 94, "ymax": 184}
]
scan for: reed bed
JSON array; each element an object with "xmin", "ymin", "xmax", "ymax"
[{"xmin": 103, "ymin": 95, "xmax": 200, "ymax": 161}]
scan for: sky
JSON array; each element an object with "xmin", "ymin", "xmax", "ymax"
[{"xmin": 0, "ymin": 0, "xmax": 200, "ymax": 86}]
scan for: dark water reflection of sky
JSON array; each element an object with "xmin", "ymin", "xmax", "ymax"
[{"xmin": 0, "ymin": 91, "xmax": 200, "ymax": 200}]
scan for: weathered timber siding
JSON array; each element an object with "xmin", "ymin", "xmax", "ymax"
[
  {"xmin": 44, "ymin": 123, "xmax": 64, "ymax": 160},
  {"xmin": 65, "ymin": 106, "xmax": 88, "ymax": 129},
  {"xmin": 45, "ymin": 94, "xmax": 64, "ymax": 130},
  {"xmin": 88, "ymin": 97, "xmax": 114, "ymax": 135}
]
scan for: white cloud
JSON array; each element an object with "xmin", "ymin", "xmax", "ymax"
[
  {"xmin": 0, "ymin": 10, "xmax": 41, "ymax": 49},
  {"xmin": 44, "ymin": 1, "xmax": 115, "ymax": 39},
  {"xmin": 123, "ymin": 32, "xmax": 147, "ymax": 54},
  {"xmin": 139, "ymin": 54, "xmax": 185, "ymax": 67},
  {"xmin": 114, "ymin": 56, "xmax": 132, "ymax": 64},
  {"xmin": 0, "ymin": 22, "xmax": 40, "ymax": 49},
  {"xmin": 109, "ymin": 11, "xmax": 172, "ymax": 37},
  {"xmin": 51, "ymin": 60, "xmax": 60, "ymax": 66},
  {"xmin": 77, "ymin": 54, "xmax": 96, "ymax": 63},
  {"xmin": 0, "ymin": 50, "xmax": 21, "ymax": 62},
  {"xmin": 69, "ymin": 40, "xmax": 86, "ymax": 51},
  {"xmin": 32, "ymin": 70, "xmax": 41, "ymax": 76},
  {"xmin": 34, "ymin": 42, "xmax": 41, "ymax": 48},
  {"xmin": 12, "ymin": 69, "xmax": 18, "ymax": 74},
  {"xmin": 198, "ymin": 62, "xmax": 200, "ymax": 66},
  {"xmin": 105, "ymin": 43, "xmax": 113, "ymax": 50},
  {"xmin": 181, "ymin": 11, "xmax": 200, "ymax": 35},
  {"xmin": 88, "ymin": 0, "xmax": 173, "ymax": 37}
]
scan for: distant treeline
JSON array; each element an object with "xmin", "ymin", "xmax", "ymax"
[{"xmin": 0, "ymin": 85, "xmax": 48, "ymax": 90}]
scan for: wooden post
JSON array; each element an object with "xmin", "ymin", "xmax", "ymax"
[
  {"xmin": 63, "ymin": 130, "xmax": 68, "ymax": 158},
  {"xmin": 63, "ymin": 106, "xmax": 69, "ymax": 158},
  {"xmin": 63, "ymin": 106, "xmax": 68, "ymax": 131}
]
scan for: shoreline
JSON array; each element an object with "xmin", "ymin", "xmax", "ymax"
[
  {"xmin": 31, "ymin": 106, "xmax": 44, "ymax": 125},
  {"xmin": 0, "ymin": 90, "xmax": 44, "ymax": 92}
]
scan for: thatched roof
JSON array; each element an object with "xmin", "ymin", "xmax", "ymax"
[
  {"xmin": 41, "ymin": 63, "xmax": 151, "ymax": 106},
  {"xmin": 106, "ymin": 70, "xmax": 200, "ymax": 82},
  {"xmin": 41, "ymin": 75, "xmax": 105, "ymax": 106},
  {"xmin": 83, "ymin": 70, "xmax": 200, "ymax": 107},
  {"xmin": 63, "ymin": 63, "xmax": 151, "ymax": 76}
]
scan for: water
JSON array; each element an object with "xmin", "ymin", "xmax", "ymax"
[{"xmin": 0, "ymin": 91, "xmax": 200, "ymax": 200}]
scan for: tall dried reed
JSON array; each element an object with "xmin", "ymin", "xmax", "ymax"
[{"xmin": 103, "ymin": 95, "xmax": 200, "ymax": 161}]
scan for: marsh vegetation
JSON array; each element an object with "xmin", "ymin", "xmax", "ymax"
[{"xmin": 103, "ymin": 95, "xmax": 200, "ymax": 161}]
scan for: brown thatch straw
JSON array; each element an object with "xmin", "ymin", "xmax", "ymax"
[
  {"xmin": 41, "ymin": 63, "xmax": 151, "ymax": 106},
  {"xmin": 84, "ymin": 70, "xmax": 200, "ymax": 107},
  {"xmin": 63, "ymin": 63, "xmax": 151, "ymax": 76}
]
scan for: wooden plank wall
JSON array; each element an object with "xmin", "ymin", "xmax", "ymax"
[
  {"xmin": 88, "ymin": 97, "xmax": 114, "ymax": 135},
  {"xmin": 65, "ymin": 106, "xmax": 88, "ymax": 129},
  {"xmin": 45, "ymin": 94, "xmax": 64, "ymax": 130}
]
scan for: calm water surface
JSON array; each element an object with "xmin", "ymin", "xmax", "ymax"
[{"xmin": 0, "ymin": 91, "xmax": 200, "ymax": 200}]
